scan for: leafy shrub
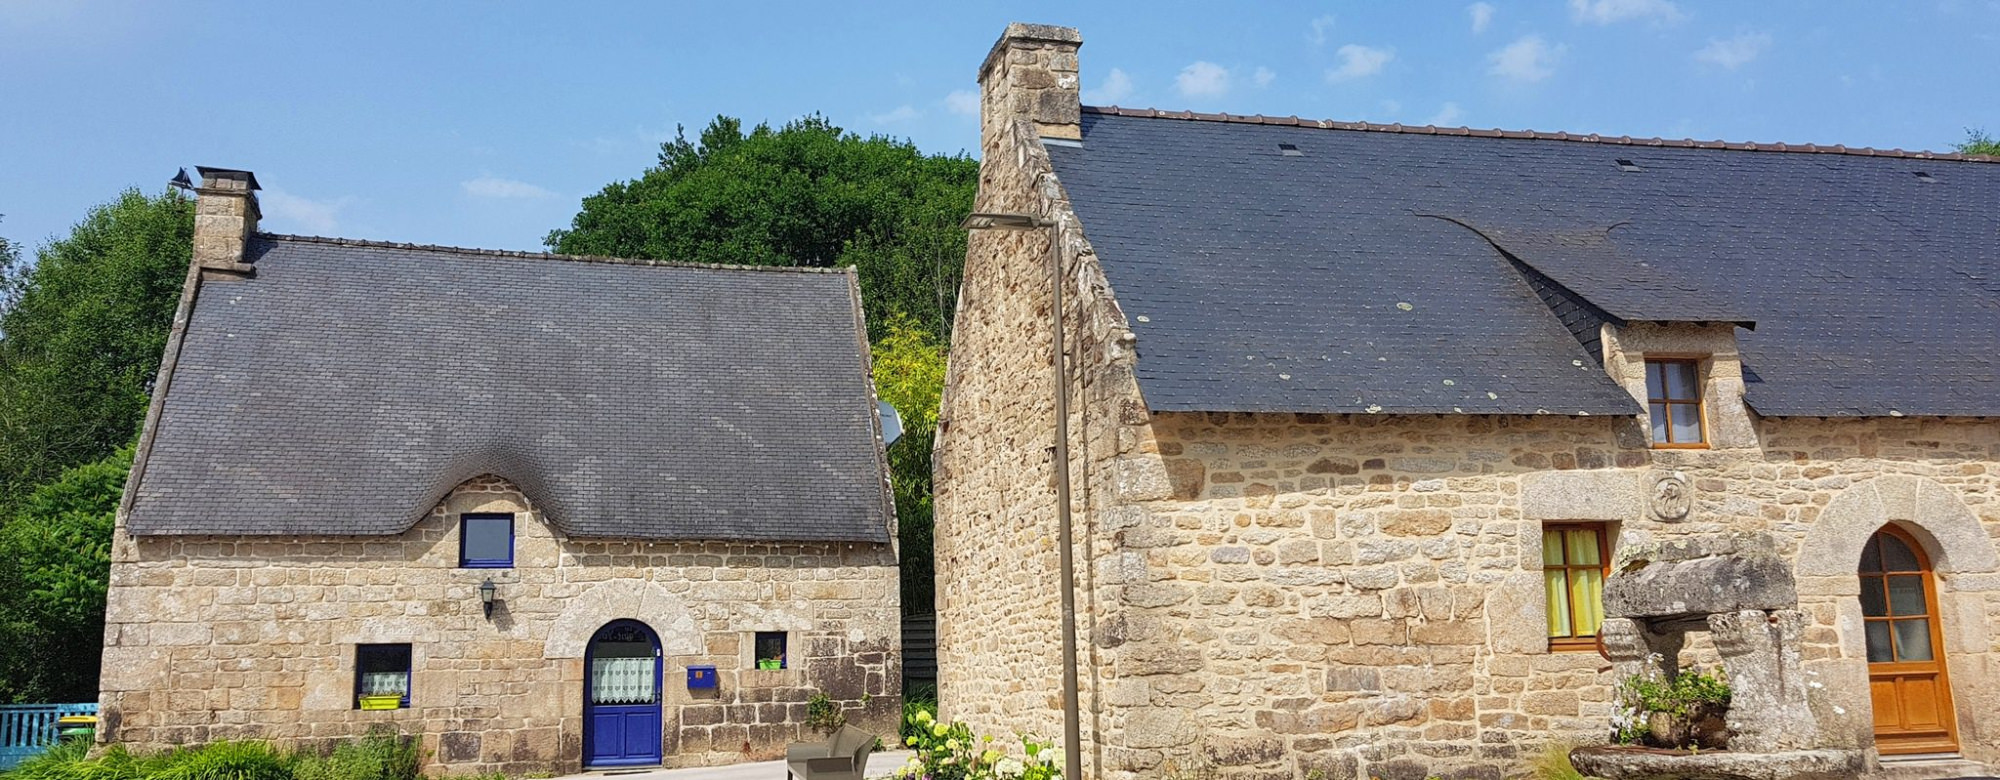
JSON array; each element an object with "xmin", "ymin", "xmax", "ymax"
[
  {"xmin": 150, "ymin": 741, "xmax": 292, "ymax": 780},
  {"xmin": 290, "ymin": 729, "xmax": 422, "ymax": 780},
  {"xmin": 892, "ymin": 709, "xmax": 1059, "ymax": 780},
  {"xmin": 901, "ymin": 682, "xmax": 938, "ymax": 740},
  {"xmin": 805, "ymin": 691, "xmax": 847, "ymax": 734},
  {"xmin": 1612, "ymin": 656, "xmax": 1731, "ymax": 746},
  {"xmin": 1, "ymin": 731, "xmax": 423, "ymax": 780}
]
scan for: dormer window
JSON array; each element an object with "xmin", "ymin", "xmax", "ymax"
[
  {"xmin": 460, "ymin": 513, "xmax": 514, "ymax": 568},
  {"xmin": 1645, "ymin": 358, "xmax": 1706, "ymax": 447}
]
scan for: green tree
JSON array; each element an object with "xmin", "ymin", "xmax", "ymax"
[
  {"xmin": 0, "ymin": 448, "xmax": 128, "ymax": 703},
  {"xmin": 547, "ymin": 115, "xmax": 978, "ymax": 340},
  {"xmin": 1960, "ymin": 129, "xmax": 2000, "ymax": 157},
  {"xmin": 553, "ymin": 115, "xmax": 977, "ymax": 616},
  {"xmin": 0, "ymin": 190, "xmax": 192, "ymax": 513},
  {"xmin": 871, "ymin": 318, "xmax": 948, "ymax": 613}
]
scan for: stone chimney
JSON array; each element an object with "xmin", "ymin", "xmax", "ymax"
[
  {"xmin": 192, "ymin": 166, "xmax": 260, "ymax": 274},
  {"xmin": 977, "ymin": 23, "xmax": 1082, "ymax": 148}
]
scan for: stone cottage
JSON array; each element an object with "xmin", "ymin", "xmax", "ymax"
[
  {"xmin": 98, "ymin": 168, "xmax": 901, "ymax": 775},
  {"xmin": 935, "ymin": 23, "xmax": 2000, "ymax": 780}
]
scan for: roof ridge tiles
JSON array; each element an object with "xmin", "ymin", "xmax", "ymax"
[
  {"xmin": 1081, "ymin": 105, "xmax": 2000, "ymax": 163},
  {"xmin": 258, "ymin": 233, "xmax": 858, "ymax": 275}
]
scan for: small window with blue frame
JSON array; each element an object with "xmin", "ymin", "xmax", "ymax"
[
  {"xmin": 355, "ymin": 644, "xmax": 411, "ymax": 709},
  {"xmin": 459, "ymin": 513, "xmax": 513, "ymax": 568}
]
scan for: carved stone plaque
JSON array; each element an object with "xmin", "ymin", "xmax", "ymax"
[{"xmin": 1650, "ymin": 473, "xmax": 1692, "ymax": 522}]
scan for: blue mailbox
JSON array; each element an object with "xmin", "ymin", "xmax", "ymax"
[{"xmin": 686, "ymin": 665, "xmax": 718, "ymax": 690}]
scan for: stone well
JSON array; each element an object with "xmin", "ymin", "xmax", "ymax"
[{"xmin": 1572, "ymin": 534, "xmax": 1866, "ymax": 780}]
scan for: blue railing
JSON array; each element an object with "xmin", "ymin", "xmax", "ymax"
[{"xmin": 0, "ymin": 703, "xmax": 97, "ymax": 770}]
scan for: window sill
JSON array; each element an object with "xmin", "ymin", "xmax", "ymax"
[
  {"xmin": 1649, "ymin": 443, "xmax": 1710, "ymax": 450},
  {"xmin": 1548, "ymin": 638, "xmax": 1601, "ymax": 654}
]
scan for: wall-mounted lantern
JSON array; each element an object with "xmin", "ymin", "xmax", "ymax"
[{"xmin": 479, "ymin": 578, "xmax": 497, "ymax": 619}]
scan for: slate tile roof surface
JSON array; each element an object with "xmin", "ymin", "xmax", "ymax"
[
  {"xmin": 1046, "ymin": 109, "xmax": 2000, "ymax": 417},
  {"xmin": 127, "ymin": 235, "xmax": 891, "ymax": 541}
]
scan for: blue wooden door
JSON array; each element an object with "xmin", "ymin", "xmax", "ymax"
[{"xmin": 583, "ymin": 620, "xmax": 663, "ymax": 767}]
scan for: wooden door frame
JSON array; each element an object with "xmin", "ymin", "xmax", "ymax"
[{"xmin": 1862, "ymin": 523, "xmax": 1960, "ymax": 755}]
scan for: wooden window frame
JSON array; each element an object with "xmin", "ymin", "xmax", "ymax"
[
  {"xmin": 1645, "ymin": 357, "xmax": 1709, "ymax": 449},
  {"xmin": 1545, "ymin": 523, "xmax": 1611, "ymax": 653}
]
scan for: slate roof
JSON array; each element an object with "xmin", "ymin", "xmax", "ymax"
[
  {"xmin": 126, "ymin": 235, "xmax": 893, "ymax": 541},
  {"xmin": 1045, "ymin": 108, "xmax": 2000, "ymax": 417}
]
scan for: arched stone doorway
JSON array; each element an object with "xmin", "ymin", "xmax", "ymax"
[
  {"xmin": 1795, "ymin": 476, "xmax": 1997, "ymax": 762},
  {"xmin": 583, "ymin": 620, "xmax": 663, "ymax": 768},
  {"xmin": 1857, "ymin": 525, "xmax": 1958, "ymax": 755}
]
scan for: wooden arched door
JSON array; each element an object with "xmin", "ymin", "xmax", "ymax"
[{"xmin": 1859, "ymin": 525, "xmax": 1958, "ymax": 754}]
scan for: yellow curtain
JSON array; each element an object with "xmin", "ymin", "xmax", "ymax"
[
  {"xmin": 1544, "ymin": 528, "xmax": 1573, "ymax": 638},
  {"xmin": 1571, "ymin": 567, "xmax": 1604, "ymax": 636},
  {"xmin": 1542, "ymin": 531, "xmax": 1566, "ymax": 567},
  {"xmin": 1566, "ymin": 529, "xmax": 1601, "ymax": 566}
]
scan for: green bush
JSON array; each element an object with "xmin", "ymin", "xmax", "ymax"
[
  {"xmin": 892, "ymin": 710, "xmax": 1060, "ymax": 780},
  {"xmin": 900, "ymin": 682, "xmax": 937, "ymax": 740},
  {"xmin": 2, "ymin": 731, "xmax": 424, "ymax": 780},
  {"xmin": 1612, "ymin": 657, "xmax": 1732, "ymax": 745},
  {"xmin": 290, "ymin": 730, "xmax": 422, "ymax": 780}
]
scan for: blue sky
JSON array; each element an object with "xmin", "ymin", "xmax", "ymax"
[{"xmin": 3, "ymin": 1, "xmax": 1997, "ymax": 254}]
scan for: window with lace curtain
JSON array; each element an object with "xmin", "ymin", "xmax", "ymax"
[{"xmin": 354, "ymin": 644, "xmax": 411, "ymax": 708}]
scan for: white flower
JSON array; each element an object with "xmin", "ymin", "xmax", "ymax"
[{"xmin": 997, "ymin": 757, "xmax": 1025, "ymax": 777}]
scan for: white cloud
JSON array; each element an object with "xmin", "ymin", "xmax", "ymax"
[
  {"xmin": 944, "ymin": 89, "xmax": 980, "ymax": 117},
  {"xmin": 1488, "ymin": 35, "xmax": 1565, "ymax": 82},
  {"xmin": 1468, "ymin": 2, "xmax": 1495, "ymax": 33},
  {"xmin": 1325, "ymin": 44, "xmax": 1394, "ymax": 82},
  {"xmin": 1175, "ymin": 61, "xmax": 1231, "ymax": 98},
  {"xmin": 260, "ymin": 189, "xmax": 352, "ymax": 235},
  {"xmin": 1083, "ymin": 67, "xmax": 1135, "ymax": 104},
  {"xmin": 1693, "ymin": 32, "xmax": 1771, "ymax": 69},
  {"xmin": 1428, "ymin": 102, "xmax": 1465, "ymax": 126},
  {"xmin": 1307, "ymin": 14, "xmax": 1337, "ymax": 45},
  {"xmin": 1568, "ymin": 0, "xmax": 1683, "ymax": 25},
  {"xmin": 1254, "ymin": 66, "xmax": 1276, "ymax": 88},
  {"xmin": 1380, "ymin": 99, "xmax": 1403, "ymax": 116},
  {"xmin": 461, "ymin": 176, "xmax": 555, "ymax": 199},
  {"xmin": 867, "ymin": 105, "xmax": 921, "ymax": 124}
]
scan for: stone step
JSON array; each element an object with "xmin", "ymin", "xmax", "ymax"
[{"xmin": 1874, "ymin": 754, "xmax": 1997, "ymax": 780}]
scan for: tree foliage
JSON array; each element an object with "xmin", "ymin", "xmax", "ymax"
[
  {"xmin": 556, "ymin": 115, "xmax": 977, "ymax": 615},
  {"xmin": 872, "ymin": 318, "xmax": 949, "ymax": 612},
  {"xmin": 547, "ymin": 115, "xmax": 978, "ymax": 341},
  {"xmin": 1960, "ymin": 129, "xmax": 2000, "ymax": 157},
  {"xmin": 0, "ymin": 190, "xmax": 192, "ymax": 513},
  {"xmin": 0, "ymin": 448, "xmax": 128, "ymax": 703}
]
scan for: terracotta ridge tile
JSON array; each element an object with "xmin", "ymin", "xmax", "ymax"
[
  {"xmin": 255, "ymin": 233, "xmax": 857, "ymax": 275},
  {"xmin": 1079, "ymin": 105, "xmax": 2000, "ymax": 163}
]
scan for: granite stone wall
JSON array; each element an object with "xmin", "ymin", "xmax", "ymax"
[
  {"xmin": 98, "ymin": 476, "xmax": 901, "ymax": 776},
  {"xmin": 940, "ymin": 21, "xmax": 2000, "ymax": 779}
]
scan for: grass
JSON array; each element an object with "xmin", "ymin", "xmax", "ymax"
[
  {"xmin": 3, "ymin": 730, "xmax": 425, "ymax": 780},
  {"xmin": 1528, "ymin": 740, "xmax": 1586, "ymax": 780}
]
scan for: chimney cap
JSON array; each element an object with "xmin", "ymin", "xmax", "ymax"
[
  {"xmin": 195, "ymin": 166, "xmax": 261, "ymax": 191},
  {"xmin": 979, "ymin": 22, "xmax": 1082, "ymax": 83}
]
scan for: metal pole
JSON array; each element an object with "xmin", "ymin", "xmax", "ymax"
[{"xmin": 1050, "ymin": 227, "xmax": 1082, "ymax": 780}]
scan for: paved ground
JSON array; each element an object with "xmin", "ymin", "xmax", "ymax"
[{"xmin": 551, "ymin": 750, "xmax": 912, "ymax": 780}]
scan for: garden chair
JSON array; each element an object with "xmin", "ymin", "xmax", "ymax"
[{"xmin": 785, "ymin": 725, "xmax": 876, "ymax": 780}]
